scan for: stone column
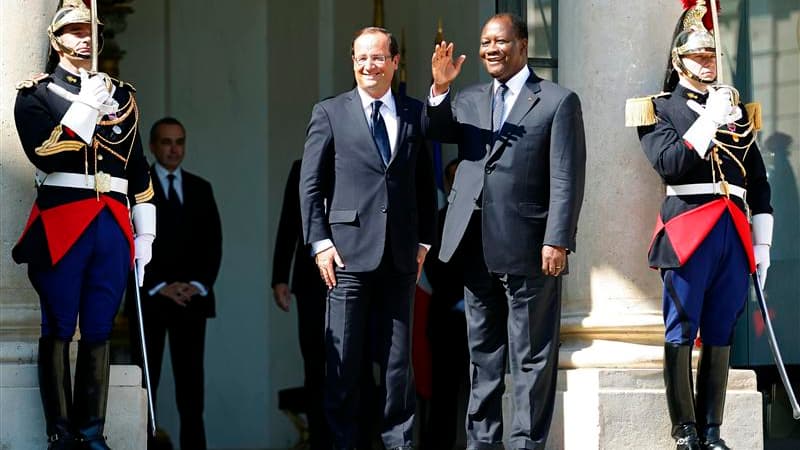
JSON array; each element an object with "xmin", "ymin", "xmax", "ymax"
[
  {"xmin": 557, "ymin": 0, "xmax": 679, "ymax": 370},
  {"xmin": 0, "ymin": 0, "xmax": 52, "ymax": 364},
  {"xmin": 533, "ymin": 1, "xmax": 763, "ymax": 449}
]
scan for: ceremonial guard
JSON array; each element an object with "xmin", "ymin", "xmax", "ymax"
[
  {"xmin": 627, "ymin": 1, "xmax": 772, "ymax": 449},
  {"xmin": 13, "ymin": 1, "xmax": 155, "ymax": 448}
]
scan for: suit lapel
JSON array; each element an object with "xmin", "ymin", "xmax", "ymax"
[
  {"xmin": 346, "ymin": 88, "xmax": 388, "ymax": 170},
  {"xmin": 478, "ymin": 83, "xmax": 493, "ymax": 159},
  {"xmin": 488, "ymin": 71, "xmax": 542, "ymax": 160},
  {"xmin": 388, "ymin": 93, "xmax": 409, "ymax": 168}
]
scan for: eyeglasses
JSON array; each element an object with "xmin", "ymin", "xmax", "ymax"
[{"xmin": 354, "ymin": 54, "xmax": 392, "ymax": 66}]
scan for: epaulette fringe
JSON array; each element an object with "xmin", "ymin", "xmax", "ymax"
[
  {"xmin": 624, "ymin": 93, "xmax": 668, "ymax": 127},
  {"xmin": 745, "ymin": 102, "xmax": 762, "ymax": 131}
]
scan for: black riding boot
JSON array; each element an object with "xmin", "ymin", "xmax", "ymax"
[
  {"xmin": 72, "ymin": 340, "xmax": 111, "ymax": 450},
  {"xmin": 39, "ymin": 337, "xmax": 77, "ymax": 449},
  {"xmin": 664, "ymin": 343, "xmax": 701, "ymax": 450},
  {"xmin": 696, "ymin": 345, "xmax": 731, "ymax": 450}
]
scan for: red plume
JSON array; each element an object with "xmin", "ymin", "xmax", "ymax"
[{"xmin": 680, "ymin": 0, "xmax": 721, "ymax": 31}]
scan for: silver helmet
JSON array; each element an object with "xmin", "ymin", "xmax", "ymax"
[{"xmin": 47, "ymin": 0, "xmax": 103, "ymax": 59}]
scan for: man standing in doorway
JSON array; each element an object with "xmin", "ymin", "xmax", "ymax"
[{"xmin": 134, "ymin": 117, "xmax": 223, "ymax": 450}]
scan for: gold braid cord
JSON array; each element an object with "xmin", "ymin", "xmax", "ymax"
[
  {"xmin": 708, "ymin": 115, "xmax": 757, "ymax": 197},
  {"xmin": 93, "ymin": 94, "xmax": 139, "ymax": 168}
]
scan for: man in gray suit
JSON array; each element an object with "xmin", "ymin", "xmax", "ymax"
[
  {"xmin": 300, "ymin": 26, "xmax": 436, "ymax": 450},
  {"xmin": 426, "ymin": 13, "xmax": 586, "ymax": 450}
]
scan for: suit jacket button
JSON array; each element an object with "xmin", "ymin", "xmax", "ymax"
[
  {"xmin": 485, "ymin": 166, "xmax": 493, "ymax": 174},
  {"xmin": 380, "ymin": 205, "xmax": 387, "ymax": 213}
]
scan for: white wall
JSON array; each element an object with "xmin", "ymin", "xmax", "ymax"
[{"xmin": 119, "ymin": 0, "xmax": 280, "ymax": 447}]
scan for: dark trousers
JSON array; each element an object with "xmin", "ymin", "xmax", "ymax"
[
  {"xmin": 325, "ymin": 250, "xmax": 417, "ymax": 449},
  {"xmin": 296, "ymin": 286, "xmax": 332, "ymax": 450},
  {"xmin": 29, "ymin": 209, "xmax": 129, "ymax": 342},
  {"xmin": 138, "ymin": 298, "xmax": 208, "ymax": 450},
  {"xmin": 424, "ymin": 307, "xmax": 469, "ymax": 450},
  {"xmin": 462, "ymin": 222, "xmax": 562, "ymax": 450},
  {"xmin": 661, "ymin": 212, "xmax": 749, "ymax": 346}
]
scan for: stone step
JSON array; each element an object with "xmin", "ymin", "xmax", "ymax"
[
  {"xmin": 503, "ymin": 368, "xmax": 763, "ymax": 449},
  {"xmin": 0, "ymin": 364, "xmax": 146, "ymax": 449}
]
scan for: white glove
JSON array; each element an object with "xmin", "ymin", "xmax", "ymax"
[
  {"xmin": 134, "ymin": 234, "xmax": 155, "ymax": 287},
  {"xmin": 753, "ymin": 244, "xmax": 770, "ymax": 289},
  {"xmin": 132, "ymin": 203, "xmax": 157, "ymax": 287},
  {"xmin": 705, "ymin": 86, "xmax": 735, "ymax": 125},
  {"xmin": 77, "ymin": 69, "xmax": 114, "ymax": 108},
  {"xmin": 752, "ymin": 213, "xmax": 773, "ymax": 290},
  {"xmin": 60, "ymin": 69, "xmax": 118, "ymax": 143},
  {"xmin": 683, "ymin": 87, "xmax": 742, "ymax": 159}
]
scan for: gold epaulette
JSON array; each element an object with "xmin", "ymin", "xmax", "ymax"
[
  {"xmin": 16, "ymin": 73, "xmax": 49, "ymax": 90},
  {"xmin": 745, "ymin": 102, "xmax": 762, "ymax": 131},
  {"xmin": 109, "ymin": 76, "xmax": 136, "ymax": 92},
  {"xmin": 625, "ymin": 92, "xmax": 669, "ymax": 127}
]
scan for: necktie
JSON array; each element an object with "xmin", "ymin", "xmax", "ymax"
[
  {"xmin": 492, "ymin": 83, "xmax": 508, "ymax": 137},
  {"xmin": 167, "ymin": 173, "xmax": 181, "ymax": 209},
  {"xmin": 371, "ymin": 100, "xmax": 391, "ymax": 166}
]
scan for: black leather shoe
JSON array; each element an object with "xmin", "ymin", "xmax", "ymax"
[
  {"xmin": 47, "ymin": 426, "xmax": 78, "ymax": 450},
  {"xmin": 672, "ymin": 423, "xmax": 702, "ymax": 450},
  {"xmin": 700, "ymin": 426, "xmax": 730, "ymax": 450}
]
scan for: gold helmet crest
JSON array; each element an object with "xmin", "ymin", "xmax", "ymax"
[{"xmin": 670, "ymin": 0, "xmax": 718, "ymax": 85}]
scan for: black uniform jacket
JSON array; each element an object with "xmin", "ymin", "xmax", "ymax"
[
  {"xmin": 13, "ymin": 65, "xmax": 153, "ymax": 266},
  {"xmin": 637, "ymin": 84, "xmax": 772, "ymax": 269}
]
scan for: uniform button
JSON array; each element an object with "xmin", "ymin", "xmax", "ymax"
[
  {"xmin": 97, "ymin": 154, "xmax": 103, "ymax": 161},
  {"xmin": 380, "ymin": 205, "xmax": 387, "ymax": 213}
]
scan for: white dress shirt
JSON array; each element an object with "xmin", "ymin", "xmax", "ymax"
[{"xmin": 357, "ymin": 87, "xmax": 399, "ymax": 155}]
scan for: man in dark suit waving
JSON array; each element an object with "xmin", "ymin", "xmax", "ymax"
[
  {"xmin": 134, "ymin": 117, "xmax": 223, "ymax": 450},
  {"xmin": 300, "ymin": 27, "xmax": 435, "ymax": 450},
  {"xmin": 426, "ymin": 13, "xmax": 586, "ymax": 450}
]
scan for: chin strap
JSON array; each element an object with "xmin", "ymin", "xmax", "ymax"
[
  {"xmin": 49, "ymin": 33, "xmax": 103, "ymax": 60},
  {"xmin": 672, "ymin": 54, "xmax": 716, "ymax": 85}
]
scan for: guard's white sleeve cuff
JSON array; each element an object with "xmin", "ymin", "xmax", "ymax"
[
  {"xmin": 752, "ymin": 213, "xmax": 774, "ymax": 246},
  {"xmin": 682, "ymin": 115, "xmax": 717, "ymax": 159},
  {"xmin": 60, "ymin": 102, "xmax": 99, "ymax": 144},
  {"xmin": 132, "ymin": 203, "xmax": 156, "ymax": 237},
  {"xmin": 428, "ymin": 85, "xmax": 449, "ymax": 106},
  {"xmin": 419, "ymin": 243, "xmax": 431, "ymax": 251},
  {"xmin": 310, "ymin": 239, "xmax": 334, "ymax": 256},
  {"xmin": 190, "ymin": 281, "xmax": 209, "ymax": 296}
]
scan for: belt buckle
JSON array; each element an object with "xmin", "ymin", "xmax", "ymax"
[{"xmin": 95, "ymin": 171, "xmax": 112, "ymax": 193}]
